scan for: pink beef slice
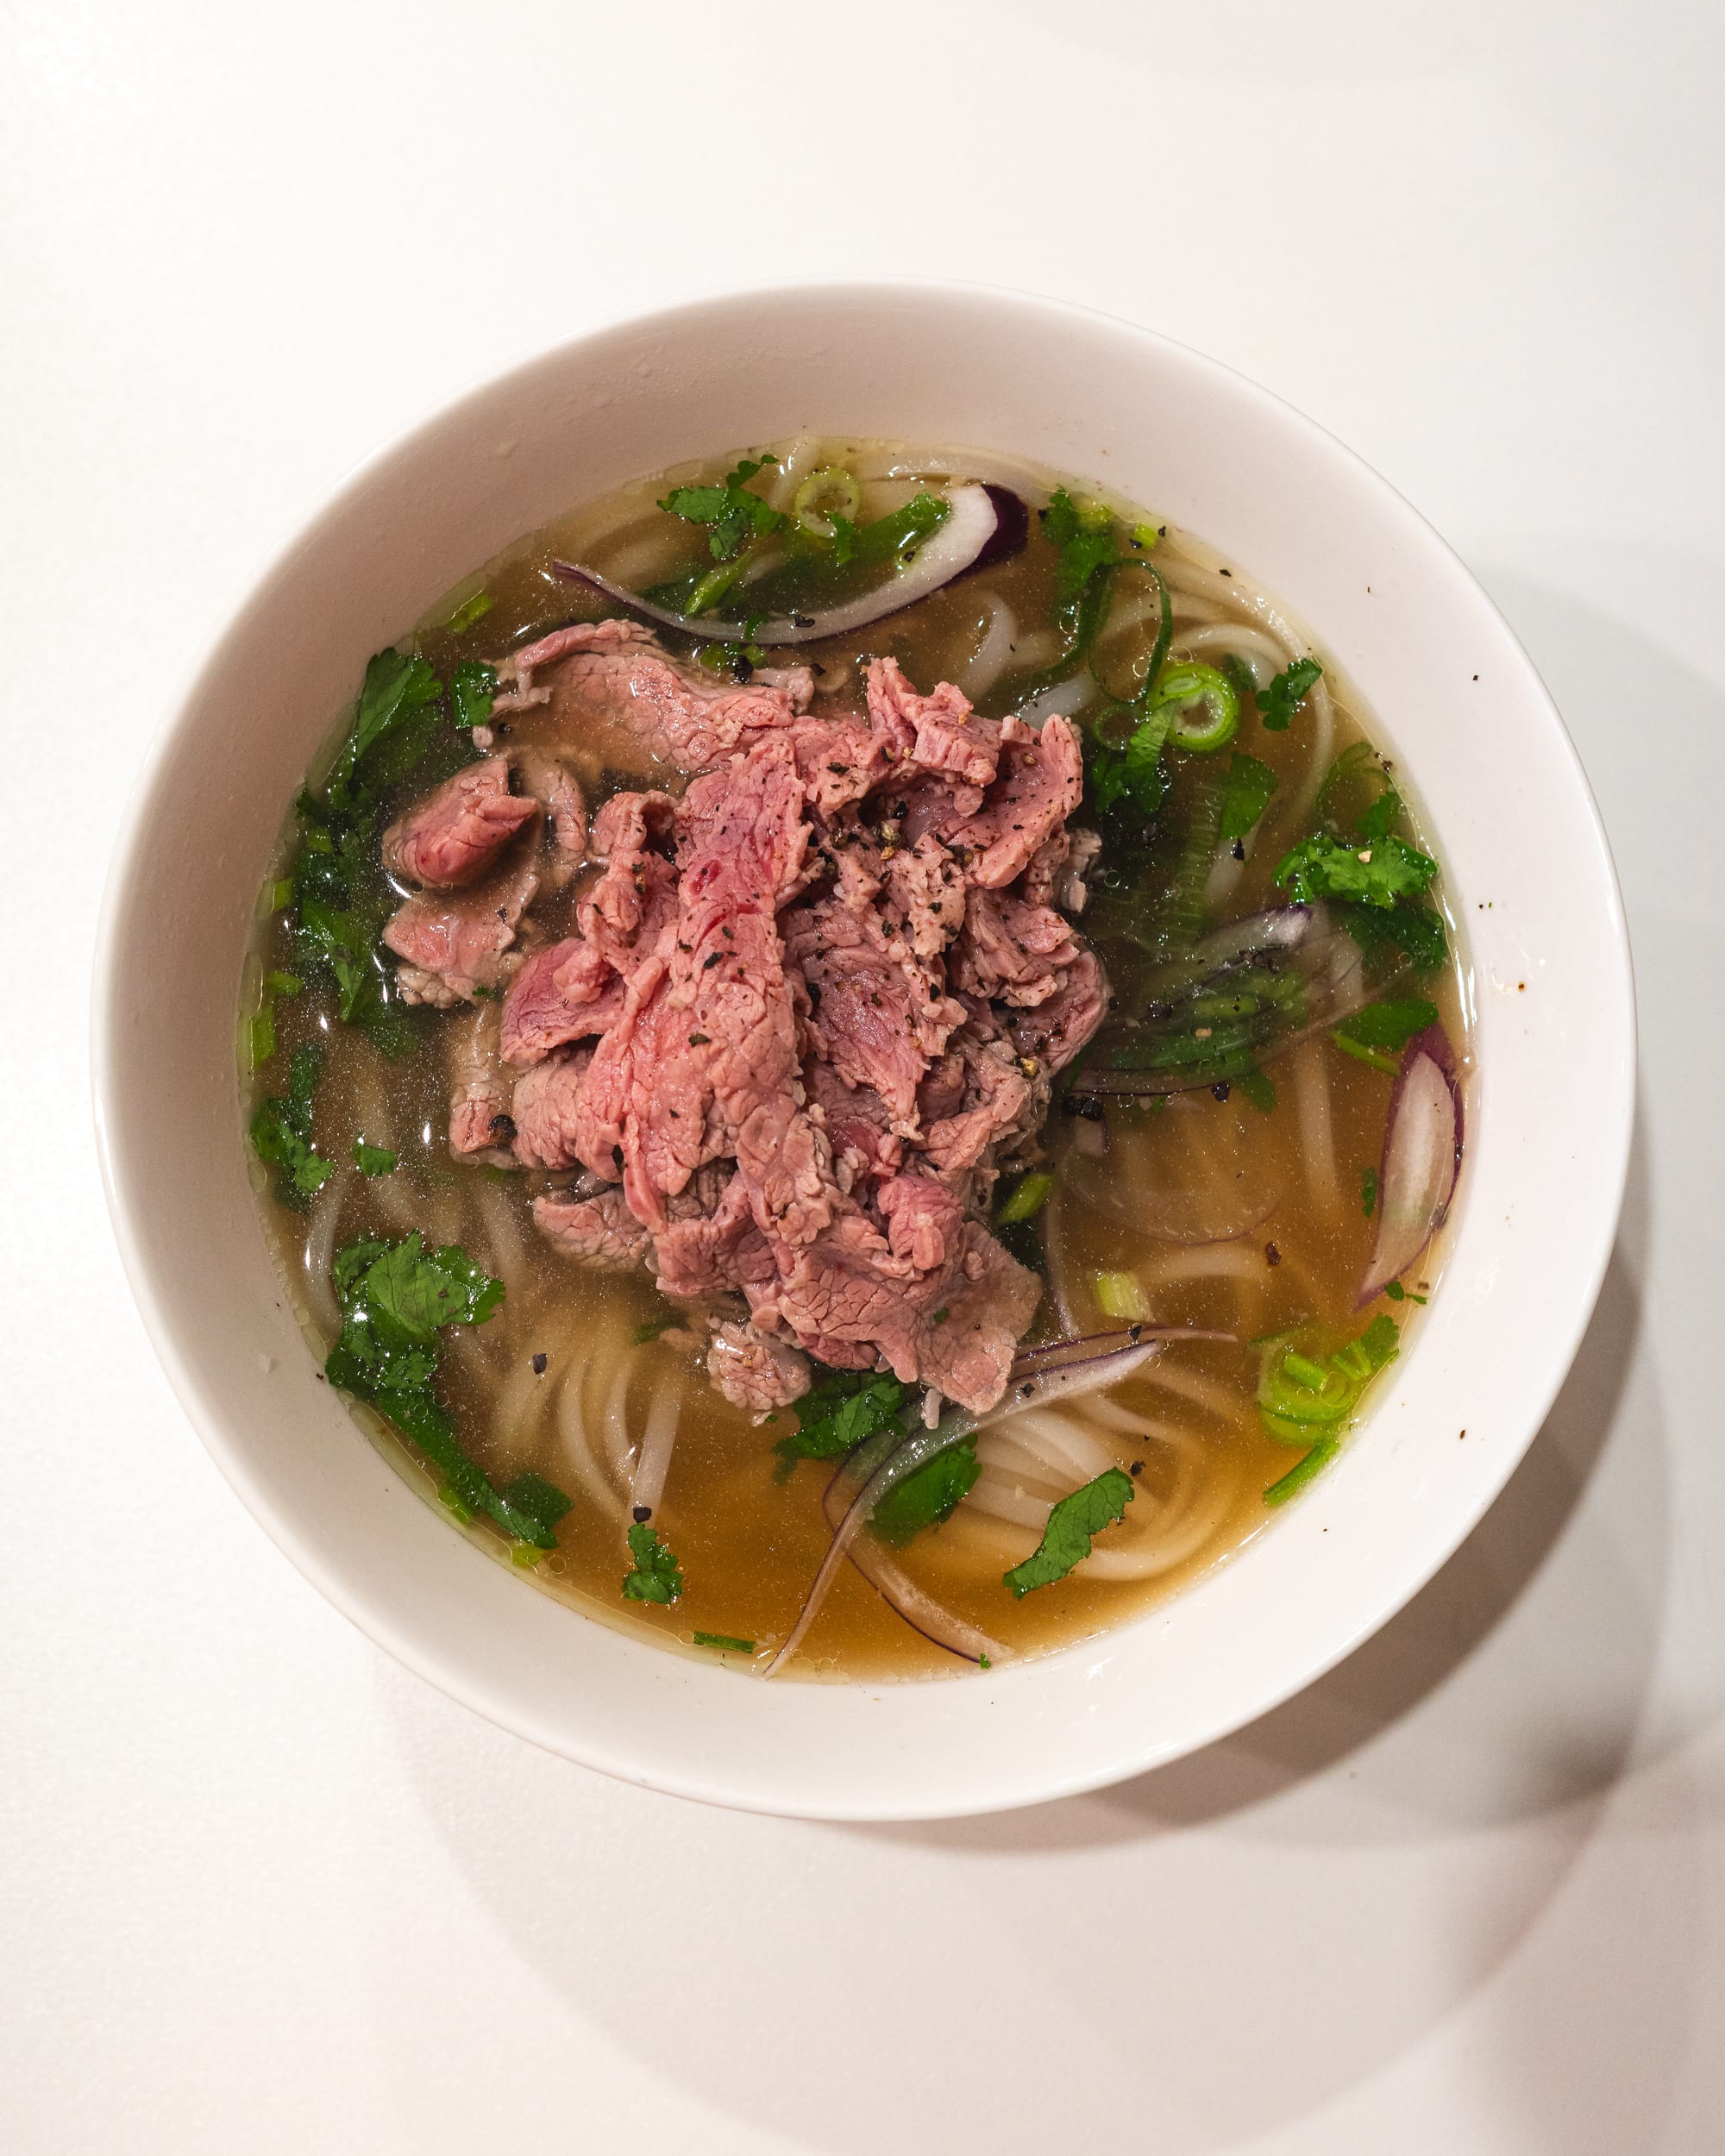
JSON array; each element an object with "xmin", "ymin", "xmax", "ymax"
[
  {"xmin": 867, "ymin": 656, "xmax": 1002, "ymax": 787},
  {"xmin": 448, "ymin": 1005, "xmax": 516, "ymax": 1164},
  {"xmin": 575, "ymin": 734, "xmax": 836, "ymax": 1240},
  {"xmin": 804, "ymin": 1058, "xmax": 904, "ymax": 1190},
  {"xmin": 914, "ymin": 1222, "xmax": 1043, "ymax": 1411},
  {"xmin": 381, "ymin": 757, "xmax": 539, "ymax": 889},
  {"xmin": 944, "ymin": 715, "xmax": 1084, "ymax": 889},
  {"xmin": 1007, "ymin": 947, "xmax": 1109, "ymax": 1074},
  {"xmin": 531, "ymin": 1186, "xmax": 652, "ymax": 1270},
  {"xmin": 652, "ymin": 1169, "xmax": 776, "ymax": 1299},
  {"xmin": 511, "ymin": 1046, "xmax": 593, "ymax": 1170},
  {"xmin": 919, "ymin": 1030, "xmax": 1034, "ymax": 1175},
  {"xmin": 876, "ymin": 1171, "xmax": 964, "ymax": 1274},
  {"xmin": 511, "ymin": 748, "xmax": 587, "ymax": 873},
  {"xmin": 706, "ymin": 1319, "xmax": 812, "ymax": 1413},
  {"xmin": 788, "ymin": 706, "xmax": 915, "ymax": 820},
  {"xmin": 492, "ymin": 618, "xmax": 813, "ymax": 772},
  {"xmin": 748, "ymin": 1196, "xmax": 1038, "ymax": 1413},
  {"xmin": 781, "ymin": 849, "xmax": 964, "ymax": 1134},
  {"xmin": 950, "ymin": 887, "xmax": 1082, "ymax": 1007},
  {"xmin": 579, "ymin": 790, "xmax": 680, "ymax": 974},
  {"xmin": 385, "ymin": 845, "xmax": 540, "ymax": 1005},
  {"xmin": 501, "ymin": 937, "xmax": 628, "ymax": 1069}
]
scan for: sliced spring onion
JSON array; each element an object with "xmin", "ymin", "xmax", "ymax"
[
  {"xmin": 793, "ymin": 467, "xmax": 862, "ymax": 536},
  {"xmin": 996, "ymin": 1170, "xmax": 1056, "ymax": 1225},
  {"xmin": 1093, "ymin": 1271, "xmax": 1151, "ymax": 1322},
  {"xmin": 1153, "ymin": 662, "xmax": 1239, "ymax": 753},
  {"xmin": 1330, "ymin": 1031, "xmax": 1401, "ymax": 1076},
  {"xmin": 1264, "ymin": 1437, "xmax": 1339, "ymax": 1506},
  {"xmin": 686, "ymin": 556, "xmax": 750, "ymax": 619},
  {"xmin": 445, "ymin": 587, "xmax": 494, "ymax": 636},
  {"xmin": 692, "ymin": 1631, "xmax": 756, "ymax": 1653}
]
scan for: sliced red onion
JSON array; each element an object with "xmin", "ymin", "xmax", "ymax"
[
  {"xmin": 818, "ymin": 1471, "xmax": 1009, "ymax": 1666},
  {"xmin": 1358, "ymin": 1032, "xmax": 1462, "ymax": 1304},
  {"xmin": 1011, "ymin": 1326, "xmax": 1234, "ymax": 1371},
  {"xmin": 965, "ymin": 485, "xmax": 1031, "ymax": 576},
  {"xmin": 551, "ymin": 481, "xmax": 1001, "ymax": 648}
]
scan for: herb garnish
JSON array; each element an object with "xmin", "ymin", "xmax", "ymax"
[
  {"xmin": 324, "ymin": 1231, "xmax": 571, "ymax": 1548},
  {"xmin": 249, "ymin": 1044, "xmax": 331, "ymax": 1208},
  {"xmin": 352, "ymin": 1138, "xmax": 398, "ymax": 1176},
  {"xmin": 660, "ymin": 455, "xmax": 787, "ymax": 564},
  {"xmin": 1274, "ymin": 830, "xmax": 1439, "ymax": 910},
  {"xmin": 1004, "ymin": 1467, "xmax": 1135, "ymax": 1596},
  {"xmin": 870, "ymin": 1438, "xmax": 981, "ymax": 1547},
  {"xmin": 1218, "ymin": 750, "xmax": 1278, "ymax": 842},
  {"xmin": 1258, "ymin": 656, "xmax": 1323, "ymax": 732},
  {"xmin": 624, "ymin": 1523, "xmax": 684, "ymax": 1604},
  {"xmin": 1360, "ymin": 1163, "xmax": 1379, "ymax": 1217},
  {"xmin": 775, "ymin": 1370, "xmax": 906, "ymax": 1475},
  {"xmin": 692, "ymin": 1631, "xmax": 756, "ymax": 1654}
]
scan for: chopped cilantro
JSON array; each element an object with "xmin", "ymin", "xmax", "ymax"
[
  {"xmin": 1218, "ymin": 651, "xmax": 1258, "ymax": 707},
  {"xmin": 325, "ymin": 649, "xmax": 445, "ymax": 811},
  {"xmin": 1275, "ymin": 830, "xmax": 1439, "ymax": 910},
  {"xmin": 1333, "ymin": 997, "xmax": 1438, "ymax": 1053},
  {"xmin": 623, "ymin": 1522, "xmax": 683, "ymax": 1604},
  {"xmin": 1004, "ymin": 1467, "xmax": 1134, "ymax": 1596},
  {"xmin": 352, "ymin": 1138, "xmax": 398, "ymax": 1176},
  {"xmin": 1088, "ymin": 706, "xmax": 1173, "ymax": 824},
  {"xmin": 1383, "ymin": 1281, "xmax": 1429, "ymax": 1305},
  {"xmin": 1360, "ymin": 1163, "xmax": 1379, "ymax": 1217},
  {"xmin": 324, "ymin": 1230, "xmax": 569, "ymax": 1548},
  {"xmin": 448, "ymin": 660, "xmax": 497, "ymax": 731},
  {"xmin": 692, "ymin": 1631, "xmax": 756, "ymax": 1654},
  {"xmin": 977, "ymin": 1653, "xmax": 992, "ymax": 1670},
  {"xmin": 660, "ymin": 455, "xmax": 787, "ymax": 564},
  {"xmin": 630, "ymin": 1318, "xmax": 672, "ymax": 1346},
  {"xmin": 1043, "ymin": 487, "xmax": 1121, "ymax": 605},
  {"xmin": 775, "ymin": 1370, "xmax": 906, "ymax": 1474},
  {"xmin": 249, "ymin": 1044, "xmax": 331, "ymax": 1208},
  {"xmin": 1218, "ymin": 749, "xmax": 1278, "ymax": 841},
  {"xmin": 1334, "ymin": 895, "xmax": 1449, "ymax": 975},
  {"xmin": 1258, "ymin": 656, "xmax": 1323, "ymax": 733},
  {"xmin": 1238, "ymin": 1067, "xmax": 1276, "ymax": 1113},
  {"xmin": 870, "ymin": 1438, "xmax": 980, "ymax": 1547}
]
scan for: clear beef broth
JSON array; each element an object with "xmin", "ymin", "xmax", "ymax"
[{"xmin": 245, "ymin": 437, "xmax": 1468, "ymax": 1679}]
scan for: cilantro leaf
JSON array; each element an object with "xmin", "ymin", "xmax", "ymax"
[
  {"xmin": 1333, "ymin": 895, "xmax": 1450, "ymax": 975},
  {"xmin": 448, "ymin": 660, "xmax": 497, "ymax": 732},
  {"xmin": 1218, "ymin": 750, "xmax": 1278, "ymax": 841},
  {"xmin": 1043, "ymin": 487, "xmax": 1121, "ymax": 605},
  {"xmin": 1360, "ymin": 1163, "xmax": 1379, "ymax": 1217},
  {"xmin": 659, "ymin": 456, "xmax": 788, "ymax": 563},
  {"xmin": 1332, "ymin": 998, "xmax": 1438, "ymax": 1056},
  {"xmin": 324, "ymin": 1230, "xmax": 568, "ymax": 1548},
  {"xmin": 1088, "ymin": 708, "xmax": 1172, "ymax": 824},
  {"xmin": 775, "ymin": 1370, "xmax": 906, "ymax": 1473},
  {"xmin": 1274, "ymin": 830, "xmax": 1439, "ymax": 910},
  {"xmin": 326, "ymin": 649, "xmax": 444, "ymax": 810},
  {"xmin": 623, "ymin": 1522, "xmax": 683, "ymax": 1604},
  {"xmin": 1259, "ymin": 656, "xmax": 1323, "ymax": 732},
  {"xmin": 249, "ymin": 1043, "xmax": 330, "ymax": 1208},
  {"xmin": 870, "ymin": 1438, "xmax": 980, "ymax": 1548},
  {"xmin": 352, "ymin": 1138, "xmax": 398, "ymax": 1176},
  {"xmin": 1004, "ymin": 1467, "xmax": 1135, "ymax": 1596}
]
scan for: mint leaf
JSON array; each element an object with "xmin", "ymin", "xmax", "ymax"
[
  {"xmin": 624, "ymin": 1523, "xmax": 684, "ymax": 1604},
  {"xmin": 1005, "ymin": 1467, "xmax": 1135, "ymax": 1596},
  {"xmin": 870, "ymin": 1438, "xmax": 980, "ymax": 1547},
  {"xmin": 1259, "ymin": 656, "xmax": 1322, "ymax": 733}
]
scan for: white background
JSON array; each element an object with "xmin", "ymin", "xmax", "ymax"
[{"xmin": 5, "ymin": 2, "xmax": 1722, "ymax": 2148}]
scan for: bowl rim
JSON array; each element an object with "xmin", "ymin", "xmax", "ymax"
[{"xmin": 91, "ymin": 277, "xmax": 1636, "ymax": 1817}]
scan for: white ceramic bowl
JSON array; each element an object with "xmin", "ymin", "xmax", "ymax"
[{"xmin": 94, "ymin": 283, "xmax": 1634, "ymax": 1820}]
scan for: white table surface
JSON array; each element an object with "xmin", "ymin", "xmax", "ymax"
[{"xmin": 6, "ymin": 3, "xmax": 1722, "ymax": 2147}]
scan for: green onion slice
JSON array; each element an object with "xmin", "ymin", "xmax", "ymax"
[{"xmin": 1153, "ymin": 662, "xmax": 1239, "ymax": 753}]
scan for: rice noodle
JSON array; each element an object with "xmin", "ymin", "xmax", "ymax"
[
  {"xmin": 1172, "ymin": 622, "xmax": 1290, "ymax": 683},
  {"xmin": 469, "ymin": 1177, "xmax": 529, "ymax": 1279},
  {"xmin": 1136, "ymin": 1358, "xmax": 1247, "ymax": 1425},
  {"xmin": 959, "ymin": 593, "xmax": 1018, "ymax": 696},
  {"xmin": 601, "ymin": 1357, "xmax": 637, "ymax": 1483},
  {"xmin": 1291, "ymin": 1035, "xmax": 1341, "ymax": 1219},
  {"xmin": 494, "ymin": 1352, "xmax": 548, "ymax": 1457},
  {"xmin": 555, "ymin": 1355, "xmax": 624, "ymax": 1515},
  {"xmin": 630, "ymin": 1376, "xmax": 681, "ymax": 1523},
  {"xmin": 299, "ymin": 1170, "xmax": 348, "ymax": 1339},
  {"xmin": 1013, "ymin": 671, "xmax": 1094, "ymax": 727}
]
